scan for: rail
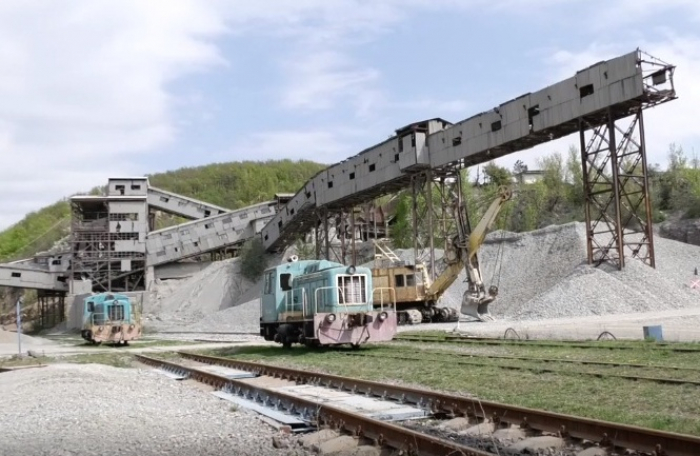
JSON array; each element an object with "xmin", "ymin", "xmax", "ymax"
[
  {"xmin": 335, "ymin": 350, "xmax": 700, "ymax": 387},
  {"xmin": 174, "ymin": 351, "xmax": 700, "ymax": 456},
  {"xmin": 394, "ymin": 334, "xmax": 700, "ymax": 353},
  {"xmin": 134, "ymin": 354, "xmax": 492, "ymax": 456}
]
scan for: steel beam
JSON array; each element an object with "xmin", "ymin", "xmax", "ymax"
[
  {"xmin": 409, "ymin": 166, "xmax": 470, "ymax": 278},
  {"xmin": 579, "ymin": 106, "xmax": 655, "ymax": 269}
]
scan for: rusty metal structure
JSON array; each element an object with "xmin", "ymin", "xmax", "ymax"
[
  {"xmin": 37, "ymin": 290, "xmax": 66, "ymax": 329},
  {"xmin": 578, "ymin": 53, "xmax": 674, "ymax": 269}
]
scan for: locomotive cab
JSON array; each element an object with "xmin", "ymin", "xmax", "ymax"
[{"xmin": 259, "ymin": 258, "xmax": 397, "ymax": 348}]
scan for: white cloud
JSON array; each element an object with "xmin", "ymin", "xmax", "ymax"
[
  {"xmin": 0, "ymin": 0, "xmax": 229, "ymax": 231},
  {"xmin": 280, "ymin": 51, "xmax": 381, "ymax": 112}
]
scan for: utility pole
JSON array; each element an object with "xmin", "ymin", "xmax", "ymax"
[{"xmin": 16, "ymin": 295, "xmax": 23, "ymax": 357}]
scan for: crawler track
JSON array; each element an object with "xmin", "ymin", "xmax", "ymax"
[
  {"xmin": 156, "ymin": 351, "xmax": 700, "ymax": 456},
  {"xmin": 134, "ymin": 354, "xmax": 493, "ymax": 456},
  {"xmin": 336, "ymin": 350, "xmax": 700, "ymax": 386},
  {"xmin": 394, "ymin": 334, "xmax": 700, "ymax": 352}
]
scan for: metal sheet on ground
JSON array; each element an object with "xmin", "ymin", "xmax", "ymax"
[
  {"xmin": 154, "ymin": 369, "xmax": 187, "ymax": 380},
  {"xmin": 274, "ymin": 384, "xmax": 429, "ymax": 421},
  {"xmin": 211, "ymin": 391, "xmax": 311, "ymax": 430},
  {"xmin": 198, "ymin": 365, "xmax": 258, "ymax": 379}
]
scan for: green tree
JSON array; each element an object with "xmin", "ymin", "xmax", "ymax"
[
  {"xmin": 483, "ymin": 162, "xmax": 512, "ymax": 187},
  {"xmin": 389, "ymin": 192, "xmax": 413, "ymax": 248},
  {"xmin": 239, "ymin": 237, "xmax": 268, "ymax": 281}
]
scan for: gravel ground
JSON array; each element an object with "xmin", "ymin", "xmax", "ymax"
[{"xmin": 0, "ymin": 363, "xmax": 309, "ymax": 456}]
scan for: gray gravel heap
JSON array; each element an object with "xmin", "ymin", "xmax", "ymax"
[
  {"xmin": 150, "ymin": 221, "xmax": 700, "ymax": 333},
  {"xmin": 0, "ymin": 363, "xmax": 309, "ymax": 455}
]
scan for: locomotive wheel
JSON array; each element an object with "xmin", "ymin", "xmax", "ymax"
[{"xmin": 277, "ymin": 324, "xmax": 295, "ymax": 348}]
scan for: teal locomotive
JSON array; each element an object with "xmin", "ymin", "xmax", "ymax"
[
  {"xmin": 259, "ymin": 257, "xmax": 398, "ymax": 348},
  {"xmin": 81, "ymin": 292, "xmax": 142, "ymax": 345}
]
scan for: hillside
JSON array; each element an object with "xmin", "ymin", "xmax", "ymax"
[{"xmin": 0, "ymin": 159, "xmax": 327, "ymax": 313}]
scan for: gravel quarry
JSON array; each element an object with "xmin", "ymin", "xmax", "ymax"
[{"xmin": 137, "ymin": 222, "xmax": 700, "ymax": 341}]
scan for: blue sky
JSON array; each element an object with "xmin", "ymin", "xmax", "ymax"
[{"xmin": 1, "ymin": 0, "xmax": 699, "ymax": 230}]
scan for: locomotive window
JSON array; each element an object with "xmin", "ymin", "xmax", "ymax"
[
  {"xmin": 337, "ymin": 274, "xmax": 367, "ymax": 304},
  {"xmin": 108, "ymin": 304, "xmax": 125, "ymax": 321},
  {"xmin": 280, "ymin": 273, "xmax": 293, "ymax": 291},
  {"xmin": 395, "ymin": 275, "xmax": 405, "ymax": 287},
  {"xmin": 87, "ymin": 302, "xmax": 95, "ymax": 312},
  {"xmin": 406, "ymin": 274, "xmax": 416, "ymax": 286}
]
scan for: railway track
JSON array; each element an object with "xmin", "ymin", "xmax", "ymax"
[
  {"xmin": 134, "ymin": 354, "xmax": 493, "ymax": 456},
  {"xmin": 135, "ymin": 351, "xmax": 700, "ymax": 456},
  {"xmin": 394, "ymin": 334, "xmax": 700, "ymax": 353},
  {"xmin": 334, "ymin": 350, "xmax": 700, "ymax": 386},
  {"xmin": 394, "ymin": 347, "xmax": 700, "ymax": 373}
]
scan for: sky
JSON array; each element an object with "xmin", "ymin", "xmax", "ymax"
[{"xmin": 1, "ymin": 0, "xmax": 699, "ymax": 231}]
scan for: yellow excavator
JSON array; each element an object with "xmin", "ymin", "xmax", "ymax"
[{"xmin": 371, "ymin": 185, "xmax": 512, "ymax": 324}]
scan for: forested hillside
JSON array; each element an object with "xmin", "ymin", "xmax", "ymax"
[{"xmin": 0, "ymin": 159, "xmax": 326, "ymax": 264}]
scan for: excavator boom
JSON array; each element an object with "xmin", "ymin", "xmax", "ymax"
[
  {"xmin": 467, "ymin": 187, "xmax": 512, "ymax": 261},
  {"xmin": 459, "ymin": 186, "xmax": 512, "ymax": 321},
  {"xmin": 422, "ymin": 185, "xmax": 512, "ymax": 321}
]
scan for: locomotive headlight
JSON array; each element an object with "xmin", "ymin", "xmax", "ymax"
[
  {"xmin": 378, "ymin": 311, "xmax": 388, "ymax": 321},
  {"xmin": 325, "ymin": 314, "xmax": 336, "ymax": 324}
]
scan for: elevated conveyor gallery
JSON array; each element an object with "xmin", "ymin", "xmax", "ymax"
[
  {"xmin": 146, "ymin": 200, "xmax": 283, "ymax": 266},
  {"xmin": 147, "ymin": 186, "xmax": 231, "ymax": 220},
  {"xmin": 0, "ymin": 264, "xmax": 68, "ymax": 292},
  {"xmin": 260, "ymin": 49, "xmax": 677, "ymax": 254}
]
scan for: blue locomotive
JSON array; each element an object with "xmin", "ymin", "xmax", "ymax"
[
  {"xmin": 81, "ymin": 293, "xmax": 142, "ymax": 345},
  {"xmin": 259, "ymin": 257, "xmax": 398, "ymax": 348}
]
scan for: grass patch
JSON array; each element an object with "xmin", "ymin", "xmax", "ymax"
[{"xmin": 191, "ymin": 342, "xmax": 700, "ymax": 436}]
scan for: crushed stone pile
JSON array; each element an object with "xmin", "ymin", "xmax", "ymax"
[
  {"xmin": 148, "ymin": 221, "xmax": 700, "ymax": 333},
  {"xmin": 145, "ymin": 248, "xmax": 296, "ymax": 333},
  {"xmin": 0, "ymin": 363, "xmax": 308, "ymax": 455},
  {"xmin": 143, "ymin": 257, "xmax": 255, "ymax": 331},
  {"xmin": 418, "ymin": 222, "xmax": 700, "ymax": 321}
]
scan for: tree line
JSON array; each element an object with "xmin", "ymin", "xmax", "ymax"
[{"xmin": 389, "ymin": 143, "xmax": 700, "ymax": 248}]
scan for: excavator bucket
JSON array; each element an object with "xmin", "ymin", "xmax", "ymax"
[
  {"xmin": 460, "ymin": 301, "xmax": 494, "ymax": 321},
  {"xmin": 460, "ymin": 286, "xmax": 498, "ymax": 322}
]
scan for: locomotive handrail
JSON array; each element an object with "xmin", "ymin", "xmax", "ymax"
[
  {"xmin": 313, "ymin": 286, "xmax": 344, "ymax": 314},
  {"xmin": 372, "ymin": 287, "xmax": 397, "ymax": 313}
]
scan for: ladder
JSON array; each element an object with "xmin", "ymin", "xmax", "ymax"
[{"xmin": 373, "ymin": 239, "xmax": 401, "ymax": 264}]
